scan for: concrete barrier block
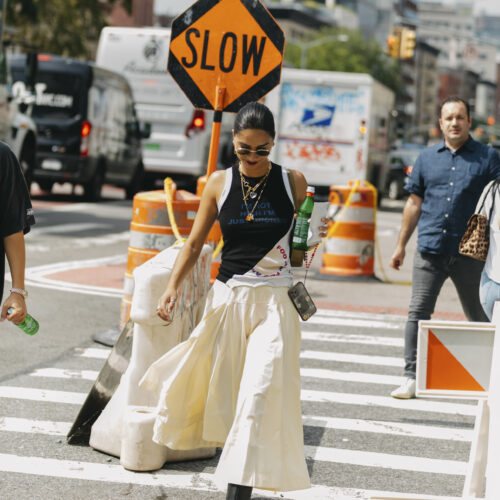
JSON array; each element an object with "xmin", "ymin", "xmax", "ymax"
[{"xmin": 90, "ymin": 244, "xmax": 215, "ymax": 469}]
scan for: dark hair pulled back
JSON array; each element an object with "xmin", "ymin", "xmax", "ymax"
[{"xmin": 233, "ymin": 102, "xmax": 275, "ymax": 139}]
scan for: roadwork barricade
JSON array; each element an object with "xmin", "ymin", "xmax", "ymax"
[
  {"xmin": 371, "ymin": 302, "xmax": 500, "ymax": 500},
  {"xmin": 90, "ymin": 244, "xmax": 215, "ymax": 470},
  {"xmin": 120, "ymin": 186, "xmax": 199, "ymax": 327},
  {"xmin": 320, "ymin": 180, "xmax": 376, "ymax": 278}
]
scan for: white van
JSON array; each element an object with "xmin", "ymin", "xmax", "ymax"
[{"xmin": 95, "ymin": 27, "xmax": 233, "ymax": 189}]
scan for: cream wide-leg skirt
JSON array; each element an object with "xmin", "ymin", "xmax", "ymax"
[{"xmin": 139, "ymin": 280, "xmax": 310, "ymax": 492}]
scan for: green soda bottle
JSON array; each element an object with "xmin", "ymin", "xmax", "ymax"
[
  {"xmin": 292, "ymin": 186, "xmax": 315, "ymax": 251},
  {"xmin": 6, "ymin": 307, "xmax": 39, "ymax": 335}
]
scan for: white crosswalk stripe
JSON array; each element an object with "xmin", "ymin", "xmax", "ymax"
[
  {"xmin": 301, "ymin": 330, "xmax": 404, "ymax": 346},
  {"xmin": 300, "ymin": 349, "xmax": 404, "ymax": 366},
  {"xmin": 0, "ymin": 309, "xmax": 475, "ymax": 499}
]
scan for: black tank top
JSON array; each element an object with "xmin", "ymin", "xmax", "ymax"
[{"xmin": 216, "ymin": 163, "xmax": 295, "ymax": 287}]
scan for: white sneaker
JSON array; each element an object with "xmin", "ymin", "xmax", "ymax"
[{"xmin": 391, "ymin": 378, "xmax": 416, "ymax": 399}]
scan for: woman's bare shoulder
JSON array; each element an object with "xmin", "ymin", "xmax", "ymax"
[
  {"xmin": 204, "ymin": 169, "xmax": 228, "ymax": 201},
  {"xmin": 288, "ymin": 169, "xmax": 307, "ymax": 194}
]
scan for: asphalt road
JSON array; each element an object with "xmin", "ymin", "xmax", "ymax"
[{"xmin": 0, "ymin": 184, "xmax": 476, "ymax": 499}]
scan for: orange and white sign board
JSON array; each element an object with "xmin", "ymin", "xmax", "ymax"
[
  {"xmin": 168, "ymin": 0, "xmax": 284, "ymax": 112},
  {"xmin": 416, "ymin": 320, "xmax": 495, "ymax": 399}
]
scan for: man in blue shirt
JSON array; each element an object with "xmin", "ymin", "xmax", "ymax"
[{"xmin": 389, "ymin": 96, "xmax": 500, "ymax": 399}]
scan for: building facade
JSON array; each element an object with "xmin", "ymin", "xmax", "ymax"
[
  {"xmin": 418, "ymin": 1, "xmax": 497, "ymax": 84},
  {"xmin": 413, "ymin": 41, "xmax": 440, "ymax": 136}
]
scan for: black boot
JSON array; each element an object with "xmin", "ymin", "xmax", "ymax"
[{"xmin": 226, "ymin": 483, "xmax": 253, "ymax": 500}]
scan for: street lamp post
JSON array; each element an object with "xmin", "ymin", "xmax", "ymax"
[{"xmin": 287, "ymin": 34, "xmax": 349, "ymax": 69}]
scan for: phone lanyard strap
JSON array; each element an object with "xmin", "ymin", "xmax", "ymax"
[{"xmin": 303, "ymin": 244, "xmax": 319, "ymax": 286}]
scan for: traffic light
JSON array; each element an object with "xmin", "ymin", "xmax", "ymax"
[
  {"xmin": 386, "ymin": 31, "xmax": 401, "ymax": 58},
  {"xmin": 400, "ymin": 28, "xmax": 416, "ymax": 59}
]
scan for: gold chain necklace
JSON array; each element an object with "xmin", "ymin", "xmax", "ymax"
[
  {"xmin": 239, "ymin": 163, "xmax": 272, "ymax": 201},
  {"xmin": 239, "ymin": 164, "xmax": 272, "ymax": 221}
]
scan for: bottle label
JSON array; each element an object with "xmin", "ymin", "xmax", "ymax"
[{"xmin": 293, "ymin": 215, "xmax": 310, "ymax": 248}]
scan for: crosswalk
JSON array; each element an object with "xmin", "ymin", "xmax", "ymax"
[{"xmin": 0, "ymin": 309, "xmax": 476, "ymax": 499}]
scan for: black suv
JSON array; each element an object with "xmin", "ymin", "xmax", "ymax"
[{"xmin": 10, "ymin": 54, "xmax": 150, "ymax": 200}]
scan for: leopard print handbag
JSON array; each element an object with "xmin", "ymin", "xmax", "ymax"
[
  {"xmin": 458, "ymin": 213, "xmax": 490, "ymax": 261},
  {"xmin": 459, "ymin": 182, "xmax": 497, "ymax": 262}
]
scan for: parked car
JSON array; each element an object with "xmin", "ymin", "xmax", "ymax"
[
  {"xmin": 382, "ymin": 146, "xmax": 424, "ymax": 200},
  {"xmin": 0, "ymin": 47, "xmax": 38, "ymax": 189},
  {"xmin": 10, "ymin": 53, "xmax": 150, "ymax": 200}
]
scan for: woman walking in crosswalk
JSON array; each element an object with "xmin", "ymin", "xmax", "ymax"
[{"xmin": 140, "ymin": 101, "xmax": 324, "ymax": 499}]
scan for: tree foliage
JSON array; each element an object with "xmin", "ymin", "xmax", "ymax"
[
  {"xmin": 285, "ymin": 28, "xmax": 403, "ymax": 97},
  {"xmin": 5, "ymin": 0, "xmax": 131, "ymax": 59}
]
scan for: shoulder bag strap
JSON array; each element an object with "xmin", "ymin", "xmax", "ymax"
[
  {"xmin": 488, "ymin": 180, "xmax": 500, "ymax": 221},
  {"xmin": 287, "ymin": 169, "xmax": 298, "ymax": 212},
  {"xmin": 478, "ymin": 181, "xmax": 496, "ymax": 215}
]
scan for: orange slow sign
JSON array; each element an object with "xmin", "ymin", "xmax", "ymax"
[{"xmin": 168, "ymin": 0, "xmax": 284, "ymax": 112}]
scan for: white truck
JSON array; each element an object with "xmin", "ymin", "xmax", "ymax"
[
  {"xmin": 265, "ymin": 68, "xmax": 395, "ymax": 198},
  {"xmin": 95, "ymin": 26, "xmax": 233, "ymax": 189}
]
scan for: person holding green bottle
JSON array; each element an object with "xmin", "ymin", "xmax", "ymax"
[
  {"xmin": 142, "ymin": 102, "xmax": 327, "ymax": 499},
  {"xmin": 0, "ymin": 141, "xmax": 35, "ymax": 327}
]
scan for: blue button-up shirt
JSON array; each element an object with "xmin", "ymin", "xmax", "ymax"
[{"xmin": 405, "ymin": 137, "xmax": 500, "ymax": 255}]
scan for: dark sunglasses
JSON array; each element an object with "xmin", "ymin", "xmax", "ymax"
[{"xmin": 235, "ymin": 147, "xmax": 271, "ymax": 157}]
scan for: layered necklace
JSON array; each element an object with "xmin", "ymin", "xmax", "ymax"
[{"xmin": 239, "ymin": 162, "xmax": 272, "ymax": 222}]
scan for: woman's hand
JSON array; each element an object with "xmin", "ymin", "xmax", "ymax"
[
  {"xmin": 1, "ymin": 293, "xmax": 27, "ymax": 323},
  {"xmin": 156, "ymin": 287, "xmax": 178, "ymax": 323},
  {"xmin": 318, "ymin": 217, "xmax": 329, "ymax": 239}
]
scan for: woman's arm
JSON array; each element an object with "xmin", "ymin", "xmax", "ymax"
[
  {"xmin": 291, "ymin": 169, "xmax": 308, "ymax": 208},
  {"xmin": 1, "ymin": 231, "xmax": 27, "ymax": 323},
  {"xmin": 156, "ymin": 171, "xmax": 225, "ymax": 321}
]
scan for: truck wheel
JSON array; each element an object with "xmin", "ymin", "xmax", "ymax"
[
  {"xmin": 38, "ymin": 180, "xmax": 54, "ymax": 193},
  {"xmin": 83, "ymin": 167, "xmax": 104, "ymax": 201},
  {"xmin": 125, "ymin": 163, "xmax": 144, "ymax": 200}
]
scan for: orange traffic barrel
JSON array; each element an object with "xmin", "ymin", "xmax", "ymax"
[
  {"xmin": 320, "ymin": 181, "xmax": 376, "ymax": 278},
  {"xmin": 120, "ymin": 187, "xmax": 201, "ymax": 327}
]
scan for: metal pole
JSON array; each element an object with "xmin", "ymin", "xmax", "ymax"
[{"xmin": 206, "ymin": 85, "xmax": 226, "ymax": 178}]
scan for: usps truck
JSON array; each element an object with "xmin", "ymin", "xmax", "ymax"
[
  {"xmin": 95, "ymin": 26, "xmax": 233, "ymax": 189},
  {"xmin": 265, "ymin": 68, "xmax": 395, "ymax": 197}
]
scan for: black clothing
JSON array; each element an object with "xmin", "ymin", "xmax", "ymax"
[
  {"xmin": 0, "ymin": 142, "xmax": 35, "ymax": 302},
  {"xmin": 217, "ymin": 163, "xmax": 294, "ymax": 284}
]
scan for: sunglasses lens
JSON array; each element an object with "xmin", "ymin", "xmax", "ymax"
[
  {"xmin": 236, "ymin": 148, "xmax": 250, "ymax": 155},
  {"xmin": 236, "ymin": 148, "xmax": 270, "ymax": 156}
]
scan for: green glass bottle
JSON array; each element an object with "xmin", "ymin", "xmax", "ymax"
[
  {"xmin": 6, "ymin": 308, "xmax": 39, "ymax": 335},
  {"xmin": 292, "ymin": 186, "xmax": 315, "ymax": 251}
]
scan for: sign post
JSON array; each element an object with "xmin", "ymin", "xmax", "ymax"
[
  {"xmin": 168, "ymin": 0, "xmax": 285, "ymax": 178},
  {"xmin": 206, "ymin": 85, "xmax": 226, "ymax": 177}
]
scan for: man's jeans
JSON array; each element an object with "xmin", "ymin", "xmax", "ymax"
[{"xmin": 404, "ymin": 252, "xmax": 488, "ymax": 378}]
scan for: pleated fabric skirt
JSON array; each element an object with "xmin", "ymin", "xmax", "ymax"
[{"xmin": 139, "ymin": 279, "xmax": 310, "ymax": 492}]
